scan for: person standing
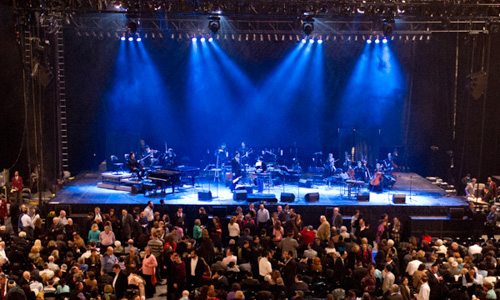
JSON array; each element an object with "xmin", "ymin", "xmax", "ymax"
[
  {"xmin": 141, "ymin": 247, "xmax": 158, "ymax": 299},
  {"xmin": 332, "ymin": 207, "xmax": 343, "ymax": 231},
  {"xmin": 230, "ymin": 152, "xmax": 242, "ymax": 191},
  {"xmin": 256, "ymin": 204, "xmax": 270, "ymax": 231},
  {"xmin": 11, "ymin": 171, "xmax": 23, "ymax": 204},
  {"xmin": 143, "ymin": 201, "xmax": 154, "ymax": 228},
  {"xmin": 317, "ymin": 216, "xmax": 331, "ymax": 242}
]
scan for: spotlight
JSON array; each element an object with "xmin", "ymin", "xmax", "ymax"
[
  {"xmin": 200, "ymin": 37, "xmax": 206, "ymax": 42},
  {"xmin": 136, "ymin": 36, "xmax": 141, "ymax": 42},
  {"xmin": 382, "ymin": 18, "xmax": 395, "ymax": 37},
  {"xmin": 192, "ymin": 37, "xmax": 197, "ymax": 42},
  {"xmin": 382, "ymin": 38, "xmax": 388, "ymax": 43},
  {"xmin": 121, "ymin": 36, "xmax": 126, "ymax": 41},
  {"xmin": 317, "ymin": 39, "xmax": 323, "ymax": 44},
  {"xmin": 309, "ymin": 39, "xmax": 314, "ymax": 44},
  {"xmin": 302, "ymin": 14, "xmax": 314, "ymax": 36},
  {"xmin": 208, "ymin": 37, "xmax": 213, "ymax": 42},
  {"xmin": 128, "ymin": 36, "xmax": 133, "ymax": 41},
  {"xmin": 208, "ymin": 16, "xmax": 221, "ymax": 34},
  {"xmin": 301, "ymin": 39, "xmax": 307, "ymax": 44},
  {"xmin": 375, "ymin": 39, "xmax": 380, "ymax": 44},
  {"xmin": 367, "ymin": 39, "xmax": 372, "ymax": 44},
  {"xmin": 127, "ymin": 19, "xmax": 139, "ymax": 33}
]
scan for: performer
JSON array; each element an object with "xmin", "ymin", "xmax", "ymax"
[
  {"xmin": 326, "ymin": 153, "xmax": 339, "ymax": 175},
  {"xmin": 354, "ymin": 161, "xmax": 367, "ymax": 181},
  {"xmin": 11, "ymin": 171, "xmax": 23, "ymax": 204},
  {"xmin": 215, "ymin": 143, "xmax": 229, "ymax": 168},
  {"xmin": 230, "ymin": 152, "xmax": 242, "ymax": 191},
  {"xmin": 164, "ymin": 148, "xmax": 177, "ymax": 168},
  {"xmin": 127, "ymin": 153, "xmax": 145, "ymax": 180},
  {"xmin": 392, "ymin": 148, "xmax": 401, "ymax": 171},
  {"xmin": 141, "ymin": 145, "xmax": 156, "ymax": 167},
  {"xmin": 255, "ymin": 156, "xmax": 267, "ymax": 193},
  {"xmin": 237, "ymin": 142, "xmax": 252, "ymax": 166},
  {"xmin": 384, "ymin": 153, "xmax": 395, "ymax": 173},
  {"xmin": 343, "ymin": 151, "xmax": 352, "ymax": 171},
  {"xmin": 369, "ymin": 163, "xmax": 384, "ymax": 192}
]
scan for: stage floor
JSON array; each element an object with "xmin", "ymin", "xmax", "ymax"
[{"xmin": 50, "ymin": 170, "xmax": 467, "ymax": 208}]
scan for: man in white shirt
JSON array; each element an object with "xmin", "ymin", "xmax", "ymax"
[
  {"xmin": 20, "ymin": 206, "xmax": 35, "ymax": 239},
  {"xmin": 47, "ymin": 256, "xmax": 59, "ymax": 272},
  {"xmin": 39, "ymin": 263, "xmax": 55, "ymax": 280},
  {"xmin": 406, "ymin": 255, "xmax": 423, "ymax": 276},
  {"xmin": 468, "ymin": 242, "xmax": 483, "ymax": 256},
  {"xmin": 221, "ymin": 249, "xmax": 237, "ymax": 267},
  {"xmin": 416, "ymin": 276, "xmax": 430, "ymax": 300},
  {"xmin": 259, "ymin": 250, "xmax": 273, "ymax": 278},
  {"xmin": 143, "ymin": 201, "xmax": 154, "ymax": 225}
]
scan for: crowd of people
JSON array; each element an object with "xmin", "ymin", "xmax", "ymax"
[{"xmin": 0, "ymin": 197, "xmax": 500, "ymax": 300}]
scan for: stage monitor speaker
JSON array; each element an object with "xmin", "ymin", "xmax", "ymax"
[
  {"xmin": 273, "ymin": 177, "xmax": 282, "ymax": 186},
  {"xmin": 357, "ymin": 194, "xmax": 370, "ymax": 202},
  {"xmin": 233, "ymin": 190, "xmax": 247, "ymax": 201},
  {"xmin": 212, "ymin": 206, "xmax": 227, "ymax": 218},
  {"xmin": 448, "ymin": 208, "xmax": 464, "ymax": 219},
  {"xmin": 247, "ymin": 194, "xmax": 277, "ymax": 203},
  {"xmin": 236, "ymin": 185, "xmax": 253, "ymax": 194},
  {"xmin": 198, "ymin": 190, "xmax": 212, "ymax": 201},
  {"xmin": 392, "ymin": 194, "xmax": 406, "ymax": 204},
  {"xmin": 299, "ymin": 179, "xmax": 313, "ymax": 188},
  {"xmin": 305, "ymin": 192, "xmax": 320, "ymax": 202},
  {"xmin": 280, "ymin": 192, "xmax": 295, "ymax": 203}
]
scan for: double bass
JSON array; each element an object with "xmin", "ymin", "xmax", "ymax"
[{"xmin": 370, "ymin": 163, "xmax": 383, "ymax": 188}]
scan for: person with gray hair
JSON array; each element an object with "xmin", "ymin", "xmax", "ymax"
[{"xmin": 388, "ymin": 284, "xmax": 403, "ymax": 300}]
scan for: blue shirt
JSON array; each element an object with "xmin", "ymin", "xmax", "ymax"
[{"xmin": 101, "ymin": 253, "xmax": 118, "ymax": 272}]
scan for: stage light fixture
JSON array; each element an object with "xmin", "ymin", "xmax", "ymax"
[
  {"xmin": 382, "ymin": 37, "xmax": 388, "ymax": 43},
  {"xmin": 375, "ymin": 38, "xmax": 380, "ymax": 43},
  {"xmin": 192, "ymin": 37, "xmax": 197, "ymax": 42},
  {"xmin": 127, "ymin": 19, "xmax": 139, "ymax": 33},
  {"xmin": 301, "ymin": 38, "xmax": 307, "ymax": 44},
  {"xmin": 317, "ymin": 39, "xmax": 323, "ymax": 44},
  {"xmin": 200, "ymin": 37, "xmax": 206, "ymax": 42},
  {"xmin": 208, "ymin": 16, "xmax": 221, "ymax": 34},
  {"xmin": 302, "ymin": 15, "xmax": 314, "ymax": 36},
  {"xmin": 208, "ymin": 37, "xmax": 213, "ymax": 42},
  {"xmin": 309, "ymin": 38, "xmax": 314, "ymax": 44},
  {"xmin": 128, "ymin": 36, "xmax": 133, "ymax": 41},
  {"xmin": 120, "ymin": 34, "xmax": 126, "ymax": 41},
  {"xmin": 367, "ymin": 39, "xmax": 372, "ymax": 44}
]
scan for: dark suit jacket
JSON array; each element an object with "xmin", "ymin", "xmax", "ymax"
[
  {"xmin": 113, "ymin": 271, "xmax": 128, "ymax": 300},
  {"xmin": 388, "ymin": 294, "xmax": 404, "ymax": 300},
  {"xmin": 186, "ymin": 257, "xmax": 206, "ymax": 287},
  {"xmin": 332, "ymin": 213, "xmax": 343, "ymax": 229},
  {"xmin": 121, "ymin": 213, "xmax": 134, "ymax": 239},
  {"xmin": 333, "ymin": 257, "xmax": 347, "ymax": 283},
  {"xmin": 281, "ymin": 258, "xmax": 297, "ymax": 287}
]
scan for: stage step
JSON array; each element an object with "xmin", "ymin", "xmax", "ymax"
[{"xmin": 97, "ymin": 182, "xmax": 132, "ymax": 192}]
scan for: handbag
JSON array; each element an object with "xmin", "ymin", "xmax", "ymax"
[{"xmin": 151, "ymin": 272, "xmax": 157, "ymax": 286}]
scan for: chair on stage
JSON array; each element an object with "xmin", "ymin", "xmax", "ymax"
[{"xmin": 111, "ymin": 155, "xmax": 124, "ymax": 174}]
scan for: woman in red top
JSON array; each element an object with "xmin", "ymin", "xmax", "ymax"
[{"xmin": 357, "ymin": 243, "xmax": 372, "ymax": 267}]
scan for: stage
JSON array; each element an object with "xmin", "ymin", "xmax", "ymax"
[{"xmin": 48, "ymin": 165, "xmax": 469, "ymax": 238}]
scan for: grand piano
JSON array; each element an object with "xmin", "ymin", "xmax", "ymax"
[{"xmin": 147, "ymin": 166, "xmax": 200, "ymax": 194}]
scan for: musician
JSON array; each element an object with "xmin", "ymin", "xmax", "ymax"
[
  {"xmin": 392, "ymin": 148, "xmax": 401, "ymax": 170},
  {"xmin": 215, "ymin": 143, "xmax": 229, "ymax": 168},
  {"xmin": 369, "ymin": 163, "xmax": 384, "ymax": 192},
  {"xmin": 165, "ymin": 148, "xmax": 177, "ymax": 168},
  {"xmin": 238, "ymin": 142, "xmax": 251, "ymax": 165},
  {"xmin": 354, "ymin": 161, "xmax": 367, "ymax": 181},
  {"xmin": 127, "ymin": 153, "xmax": 145, "ymax": 180},
  {"xmin": 326, "ymin": 153, "xmax": 337, "ymax": 175},
  {"xmin": 230, "ymin": 152, "xmax": 242, "ymax": 191},
  {"xmin": 384, "ymin": 153, "xmax": 394, "ymax": 172},
  {"xmin": 11, "ymin": 171, "xmax": 23, "ymax": 204},
  {"xmin": 141, "ymin": 145, "xmax": 156, "ymax": 167},
  {"xmin": 255, "ymin": 156, "xmax": 267, "ymax": 173},
  {"xmin": 343, "ymin": 152, "xmax": 352, "ymax": 171},
  {"xmin": 255, "ymin": 157, "xmax": 267, "ymax": 193}
]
